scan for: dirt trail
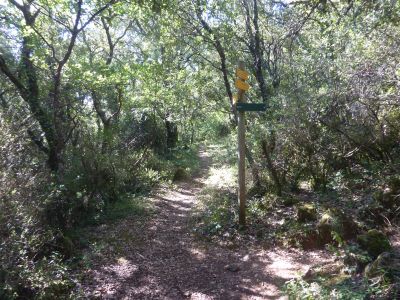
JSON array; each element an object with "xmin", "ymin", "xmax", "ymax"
[{"xmin": 81, "ymin": 147, "xmax": 332, "ymax": 299}]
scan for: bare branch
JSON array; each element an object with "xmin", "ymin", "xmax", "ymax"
[
  {"xmin": 78, "ymin": 0, "xmax": 118, "ymax": 33},
  {"xmin": 30, "ymin": 26, "xmax": 60, "ymax": 63},
  {"xmin": 31, "ymin": 2, "xmax": 72, "ymax": 31}
]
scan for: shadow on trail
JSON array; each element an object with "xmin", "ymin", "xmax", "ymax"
[{"xmin": 80, "ymin": 146, "xmax": 331, "ymax": 299}]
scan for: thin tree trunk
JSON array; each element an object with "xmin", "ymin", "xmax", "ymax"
[
  {"xmin": 195, "ymin": 3, "xmax": 261, "ymax": 186},
  {"xmin": 261, "ymin": 140, "xmax": 282, "ymax": 196},
  {"xmin": 241, "ymin": 0, "xmax": 283, "ymax": 193}
]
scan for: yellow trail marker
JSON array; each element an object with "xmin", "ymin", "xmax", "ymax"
[
  {"xmin": 235, "ymin": 79, "xmax": 250, "ymax": 91},
  {"xmin": 236, "ymin": 69, "xmax": 249, "ymax": 81}
]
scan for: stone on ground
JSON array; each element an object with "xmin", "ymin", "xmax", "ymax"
[{"xmin": 297, "ymin": 203, "xmax": 317, "ymax": 222}]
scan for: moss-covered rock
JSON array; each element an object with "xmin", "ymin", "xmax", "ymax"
[
  {"xmin": 357, "ymin": 229, "xmax": 391, "ymax": 258},
  {"xmin": 317, "ymin": 208, "xmax": 359, "ymax": 245},
  {"xmin": 297, "ymin": 203, "xmax": 317, "ymax": 222},
  {"xmin": 173, "ymin": 167, "xmax": 188, "ymax": 181},
  {"xmin": 364, "ymin": 251, "xmax": 400, "ymax": 281},
  {"xmin": 299, "ymin": 229, "xmax": 321, "ymax": 249},
  {"xmin": 317, "ymin": 212, "xmax": 334, "ymax": 244},
  {"xmin": 302, "ymin": 262, "xmax": 347, "ymax": 286}
]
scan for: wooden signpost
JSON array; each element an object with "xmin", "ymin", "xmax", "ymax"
[{"xmin": 235, "ymin": 61, "xmax": 266, "ymax": 226}]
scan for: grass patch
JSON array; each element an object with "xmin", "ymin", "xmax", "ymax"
[
  {"xmin": 204, "ymin": 165, "xmax": 237, "ymax": 189},
  {"xmin": 166, "ymin": 144, "xmax": 201, "ymax": 177},
  {"xmin": 191, "ymin": 186, "xmax": 237, "ymax": 237},
  {"xmin": 102, "ymin": 193, "xmax": 152, "ymax": 223},
  {"xmin": 205, "ymin": 137, "xmax": 236, "ymax": 168},
  {"xmin": 283, "ymin": 276, "xmax": 380, "ymax": 299},
  {"xmin": 64, "ymin": 193, "xmax": 152, "ymax": 256}
]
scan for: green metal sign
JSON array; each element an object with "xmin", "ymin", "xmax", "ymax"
[{"xmin": 236, "ymin": 103, "xmax": 266, "ymax": 112}]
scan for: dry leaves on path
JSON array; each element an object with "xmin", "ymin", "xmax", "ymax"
[{"xmin": 79, "ymin": 147, "xmax": 332, "ymax": 299}]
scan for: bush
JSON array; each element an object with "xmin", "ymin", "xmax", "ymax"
[
  {"xmin": 0, "ymin": 119, "xmax": 76, "ymax": 298},
  {"xmin": 357, "ymin": 229, "xmax": 391, "ymax": 259},
  {"xmin": 284, "ymin": 277, "xmax": 373, "ymax": 300},
  {"xmin": 192, "ymin": 187, "xmax": 237, "ymax": 236}
]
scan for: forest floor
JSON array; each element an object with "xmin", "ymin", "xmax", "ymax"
[{"xmin": 78, "ymin": 146, "xmax": 334, "ymax": 299}]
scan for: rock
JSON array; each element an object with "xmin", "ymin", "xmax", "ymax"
[
  {"xmin": 302, "ymin": 262, "xmax": 346, "ymax": 283},
  {"xmin": 317, "ymin": 212, "xmax": 335, "ymax": 244},
  {"xmin": 297, "ymin": 203, "xmax": 317, "ymax": 222},
  {"xmin": 173, "ymin": 167, "xmax": 188, "ymax": 181},
  {"xmin": 299, "ymin": 229, "xmax": 321, "ymax": 249},
  {"xmin": 364, "ymin": 251, "xmax": 400, "ymax": 280},
  {"xmin": 224, "ymin": 263, "xmax": 240, "ymax": 272},
  {"xmin": 317, "ymin": 208, "xmax": 358, "ymax": 245},
  {"xmin": 302, "ymin": 267, "xmax": 314, "ymax": 280},
  {"xmin": 357, "ymin": 229, "xmax": 391, "ymax": 258}
]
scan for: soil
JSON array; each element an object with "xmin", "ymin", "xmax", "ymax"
[{"xmin": 79, "ymin": 147, "xmax": 332, "ymax": 299}]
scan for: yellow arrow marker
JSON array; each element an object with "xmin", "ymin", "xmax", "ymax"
[
  {"xmin": 236, "ymin": 69, "xmax": 249, "ymax": 81},
  {"xmin": 235, "ymin": 79, "xmax": 250, "ymax": 91}
]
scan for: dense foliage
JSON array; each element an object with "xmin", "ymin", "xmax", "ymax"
[{"xmin": 1, "ymin": 0, "xmax": 399, "ymax": 298}]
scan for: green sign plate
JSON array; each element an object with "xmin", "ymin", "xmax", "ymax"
[{"xmin": 236, "ymin": 103, "xmax": 266, "ymax": 112}]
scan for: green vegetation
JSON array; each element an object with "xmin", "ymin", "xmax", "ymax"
[
  {"xmin": 1, "ymin": 0, "xmax": 400, "ymax": 298},
  {"xmin": 357, "ymin": 229, "xmax": 392, "ymax": 259},
  {"xmin": 284, "ymin": 277, "xmax": 376, "ymax": 300}
]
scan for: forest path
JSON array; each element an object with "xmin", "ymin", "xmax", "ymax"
[{"xmin": 80, "ymin": 146, "xmax": 332, "ymax": 299}]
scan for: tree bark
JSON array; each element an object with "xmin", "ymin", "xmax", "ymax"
[{"xmin": 261, "ymin": 139, "xmax": 282, "ymax": 196}]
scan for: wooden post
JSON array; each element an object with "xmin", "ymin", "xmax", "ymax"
[
  {"xmin": 237, "ymin": 61, "xmax": 246, "ymax": 226},
  {"xmin": 234, "ymin": 62, "xmax": 266, "ymax": 226}
]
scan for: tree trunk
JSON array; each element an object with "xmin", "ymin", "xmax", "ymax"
[
  {"xmin": 242, "ymin": 0, "xmax": 283, "ymax": 193},
  {"xmin": 166, "ymin": 118, "xmax": 178, "ymax": 149},
  {"xmin": 261, "ymin": 139, "xmax": 282, "ymax": 196}
]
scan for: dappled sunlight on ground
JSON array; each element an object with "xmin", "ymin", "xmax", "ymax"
[
  {"xmin": 79, "ymin": 146, "xmax": 332, "ymax": 299},
  {"xmin": 204, "ymin": 166, "xmax": 237, "ymax": 189}
]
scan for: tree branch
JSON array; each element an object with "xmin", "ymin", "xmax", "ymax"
[{"xmin": 0, "ymin": 55, "xmax": 27, "ymax": 96}]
